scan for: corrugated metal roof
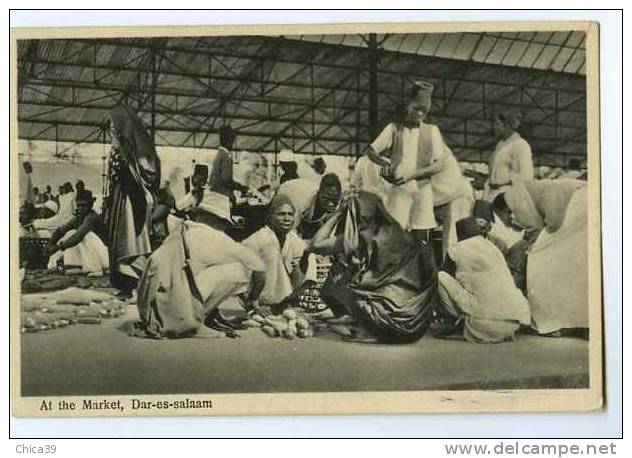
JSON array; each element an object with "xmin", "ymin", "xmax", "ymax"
[
  {"xmin": 288, "ymin": 31, "xmax": 585, "ymax": 75},
  {"xmin": 16, "ymin": 32, "xmax": 587, "ymax": 165}
]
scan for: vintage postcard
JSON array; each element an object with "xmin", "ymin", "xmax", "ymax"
[{"xmin": 10, "ymin": 19, "xmax": 603, "ymax": 417}]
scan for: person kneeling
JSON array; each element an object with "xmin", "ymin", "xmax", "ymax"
[
  {"xmin": 136, "ymin": 190, "xmax": 266, "ymax": 339},
  {"xmin": 45, "ymin": 190, "xmax": 109, "ymax": 276},
  {"xmin": 437, "ymin": 217, "xmax": 530, "ymax": 343}
]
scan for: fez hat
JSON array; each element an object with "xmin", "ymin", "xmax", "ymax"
[
  {"xmin": 193, "ymin": 163, "xmax": 209, "ymax": 182},
  {"xmin": 411, "ymin": 80, "xmax": 434, "ymax": 113},
  {"xmin": 472, "ymin": 199, "xmax": 495, "ymax": 223},
  {"xmin": 456, "ymin": 217, "xmax": 483, "ymax": 242}
]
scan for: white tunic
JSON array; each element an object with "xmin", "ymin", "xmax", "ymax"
[
  {"xmin": 447, "ymin": 236, "xmax": 531, "ymax": 324},
  {"xmin": 350, "ymin": 156, "xmax": 390, "ymax": 199},
  {"xmin": 486, "ymin": 132, "xmax": 534, "ymax": 201},
  {"xmin": 370, "ymin": 122, "xmax": 436, "ymax": 230},
  {"xmin": 242, "ymin": 226, "xmax": 307, "ymax": 305}
]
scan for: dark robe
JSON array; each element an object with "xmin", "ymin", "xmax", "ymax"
[
  {"xmin": 104, "ymin": 104, "xmax": 161, "ymax": 292},
  {"xmin": 321, "ymin": 191, "xmax": 437, "ymax": 343}
]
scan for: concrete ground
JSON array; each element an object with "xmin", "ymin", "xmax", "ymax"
[{"xmin": 20, "ymin": 304, "xmax": 589, "ymax": 397}]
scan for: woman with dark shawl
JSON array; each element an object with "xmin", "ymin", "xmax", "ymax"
[
  {"xmin": 310, "ymin": 190, "xmax": 436, "ymax": 343},
  {"xmin": 104, "ymin": 104, "xmax": 161, "ymax": 297}
]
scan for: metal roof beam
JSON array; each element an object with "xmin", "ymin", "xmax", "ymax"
[{"xmin": 58, "ymin": 37, "xmax": 585, "ymax": 92}]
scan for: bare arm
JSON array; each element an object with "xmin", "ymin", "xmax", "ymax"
[
  {"xmin": 366, "ymin": 148, "xmax": 391, "ymax": 168},
  {"xmin": 151, "ymin": 204, "xmax": 171, "ymax": 224},
  {"xmin": 246, "ymin": 271, "xmax": 267, "ymax": 302},
  {"xmin": 393, "ymin": 155, "xmax": 447, "ymax": 185},
  {"xmin": 367, "ymin": 124, "xmax": 394, "ymax": 167},
  {"xmin": 309, "ymin": 211, "xmax": 345, "ymax": 255}
]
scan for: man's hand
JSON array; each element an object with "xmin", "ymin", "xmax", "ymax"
[
  {"xmin": 392, "ymin": 172, "xmax": 414, "ymax": 186},
  {"xmin": 376, "ymin": 156, "xmax": 392, "ymax": 168}
]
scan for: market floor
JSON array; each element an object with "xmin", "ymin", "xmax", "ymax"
[{"xmin": 20, "ymin": 305, "xmax": 589, "ymax": 397}]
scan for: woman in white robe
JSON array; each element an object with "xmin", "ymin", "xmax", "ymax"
[{"xmin": 493, "ymin": 179, "xmax": 588, "ymax": 334}]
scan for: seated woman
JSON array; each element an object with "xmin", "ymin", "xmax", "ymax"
[
  {"xmin": 242, "ymin": 195, "xmax": 308, "ymax": 309},
  {"xmin": 492, "ymin": 179, "xmax": 588, "ymax": 336},
  {"xmin": 310, "ymin": 190, "xmax": 436, "ymax": 343},
  {"xmin": 136, "ymin": 190, "xmax": 266, "ymax": 339},
  {"xmin": 45, "ymin": 189, "xmax": 109, "ymax": 276},
  {"xmin": 437, "ymin": 217, "xmax": 531, "ymax": 343}
]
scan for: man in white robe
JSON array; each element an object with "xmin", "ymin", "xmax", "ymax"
[
  {"xmin": 242, "ymin": 194, "xmax": 309, "ymax": 307},
  {"xmin": 484, "ymin": 112, "xmax": 534, "ymax": 202},
  {"xmin": 45, "ymin": 190, "xmax": 108, "ymax": 276},
  {"xmin": 437, "ymin": 217, "xmax": 531, "ymax": 343}
]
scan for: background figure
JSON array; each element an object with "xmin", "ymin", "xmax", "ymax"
[
  {"xmin": 279, "ymin": 161, "xmax": 299, "ymax": 184},
  {"xmin": 45, "ymin": 189, "xmax": 109, "ymax": 276},
  {"xmin": 19, "ymin": 161, "xmax": 35, "ymax": 205},
  {"xmin": 297, "ymin": 173, "xmax": 342, "ymax": 240},
  {"xmin": 278, "ymin": 150, "xmax": 299, "ymax": 185},
  {"xmin": 312, "ymin": 157, "xmax": 327, "ymax": 176},
  {"xmin": 209, "ymin": 124, "xmax": 249, "ymax": 203},
  {"xmin": 32, "ymin": 187, "xmax": 41, "ymax": 204},
  {"xmin": 484, "ymin": 112, "xmax": 534, "ymax": 202},
  {"xmin": 105, "ymin": 104, "xmax": 161, "ymax": 297},
  {"xmin": 33, "ymin": 181, "xmax": 76, "ymax": 232}
]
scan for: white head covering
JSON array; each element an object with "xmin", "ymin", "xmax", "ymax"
[
  {"xmin": 197, "ymin": 190, "xmax": 232, "ymax": 222},
  {"xmin": 278, "ymin": 149, "xmax": 294, "ymax": 163}
]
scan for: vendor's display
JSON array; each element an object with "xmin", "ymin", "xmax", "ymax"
[{"xmin": 20, "ymin": 288, "xmax": 128, "ymax": 334}]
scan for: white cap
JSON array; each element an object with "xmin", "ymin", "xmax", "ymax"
[
  {"xmin": 197, "ymin": 190, "xmax": 232, "ymax": 222},
  {"xmin": 278, "ymin": 149, "xmax": 294, "ymax": 162}
]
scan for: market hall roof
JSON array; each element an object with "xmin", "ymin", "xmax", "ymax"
[{"xmin": 17, "ymin": 32, "xmax": 586, "ymax": 166}]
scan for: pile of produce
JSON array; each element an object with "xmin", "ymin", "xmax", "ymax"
[
  {"xmin": 243, "ymin": 309, "xmax": 325, "ymax": 339},
  {"xmin": 21, "ymin": 287, "xmax": 128, "ymax": 334}
]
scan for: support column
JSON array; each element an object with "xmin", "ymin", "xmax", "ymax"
[
  {"xmin": 368, "ymin": 33, "xmax": 379, "ymax": 141},
  {"xmin": 150, "ymin": 48, "xmax": 157, "ymax": 144}
]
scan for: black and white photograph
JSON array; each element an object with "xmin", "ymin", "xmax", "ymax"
[{"xmin": 10, "ymin": 20, "xmax": 603, "ymax": 417}]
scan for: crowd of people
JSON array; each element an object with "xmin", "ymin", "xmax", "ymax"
[{"xmin": 19, "ymin": 81, "xmax": 589, "ymax": 344}]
